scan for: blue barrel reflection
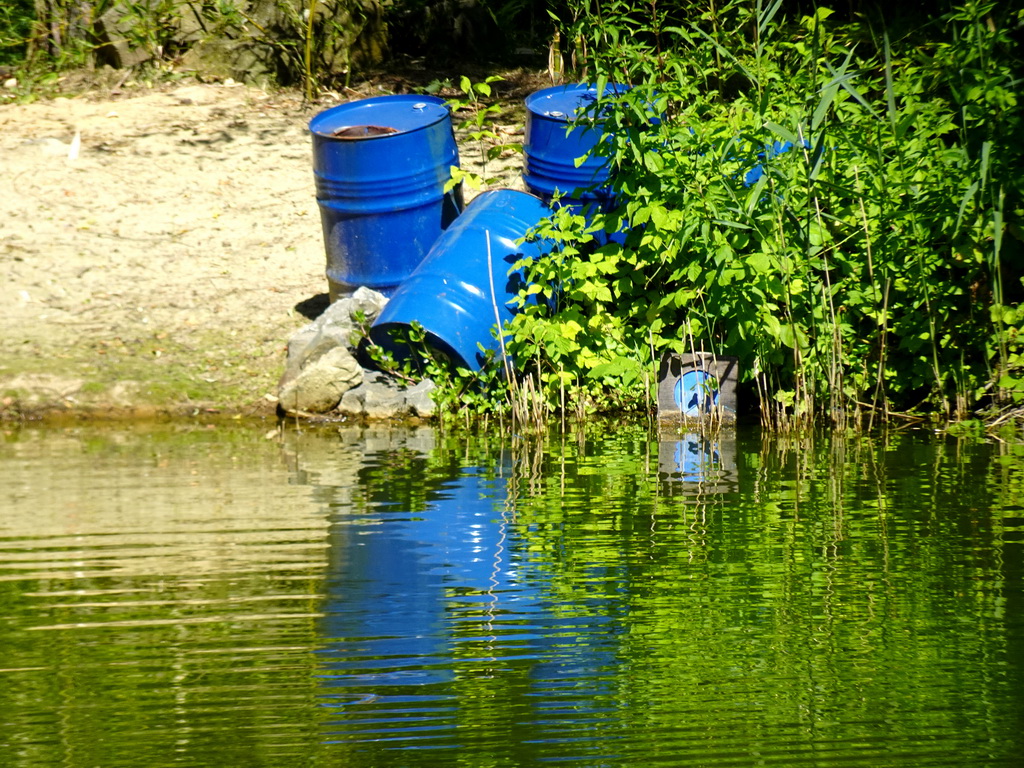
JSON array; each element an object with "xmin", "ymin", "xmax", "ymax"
[
  {"xmin": 318, "ymin": 465, "xmax": 528, "ymax": 689},
  {"xmin": 316, "ymin": 455, "xmax": 619, "ymax": 726},
  {"xmin": 310, "ymin": 95, "xmax": 462, "ymax": 299}
]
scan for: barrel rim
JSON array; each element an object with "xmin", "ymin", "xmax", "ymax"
[
  {"xmin": 309, "ymin": 94, "xmax": 451, "ymax": 139},
  {"xmin": 524, "ymin": 82, "xmax": 631, "ymax": 122}
]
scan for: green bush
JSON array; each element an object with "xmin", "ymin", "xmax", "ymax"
[
  {"xmin": 488, "ymin": 0, "xmax": 1023, "ymax": 428},
  {"xmin": 0, "ymin": 0, "xmax": 42, "ymax": 67}
]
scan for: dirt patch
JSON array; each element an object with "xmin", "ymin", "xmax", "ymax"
[{"xmin": 0, "ymin": 70, "xmax": 544, "ymax": 422}]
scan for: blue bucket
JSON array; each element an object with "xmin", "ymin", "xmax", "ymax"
[
  {"xmin": 674, "ymin": 369, "xmax": 719, "ymax": 416},
  {"xmin": 523, "ymin": 83, "xmax": 629, "ymax": 210},
  {"xmin": 369, "ymin": 189, "xmax": 554, "ymax": 372},
  {"xmin": 310, "ymin": 94, "xmax": 462, "ymax": 300}
]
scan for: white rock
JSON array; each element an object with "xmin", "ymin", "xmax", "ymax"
[{"xmin": 278, "ymin": 346, "xmax": 363, "ymax": 414}]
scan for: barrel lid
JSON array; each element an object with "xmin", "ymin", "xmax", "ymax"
[
  {"xmin": 309, "ymin": 94, "xmax": 450, "ymax": 139},
  {"xmin": 525, "ymin": 83, "xmax": 629, "ymax": 121}
]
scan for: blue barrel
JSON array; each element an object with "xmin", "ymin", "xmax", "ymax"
[
  {"xmin": 523, "ymin": 83, "xmax": 629, "ymax": 210},
  {"xmin": 369, "ymin": 190, "xmax": 554, "ymax": 372},
  {"xmin": 310, "ymin": 95, "xmax": 462, "ymax": 300},
  {"xmin": 743, "ymin": 140, "xmax": 797, "ymax": 186}
]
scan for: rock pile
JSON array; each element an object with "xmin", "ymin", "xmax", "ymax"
[{"xmin": 277, "ymin": 287, "xmax": 435, "ymax": 420}]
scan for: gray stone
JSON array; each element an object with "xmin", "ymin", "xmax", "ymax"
[
  {"xmin": 93, "ymin": 8, "xmax": 154, "ymax": 69},
  {"xmin": 404, "ymin": 379, "xmax": 437, "ymax": 417},
  {"xmin": 281, "ymin": 287, "xmax": 387, "ymax": 385},
  {"xmin": 335, "ymin": 371, "xmax": 435, "ymax": 419},
  {"xmin": 286, "ymin": 324, "xmax": 319, "ymax": 362},
  {"xmin": 279, "ymin": 287, "xmax": 435, "ymax": 420},
  {"xmin": 284, "ymin": 324, "xmax": 352, "ymax": 380},
  {"xmin": 363, "ymin": 390, "xmax": 410, "ymax": 420},
  {"xmin": 338, "ymin": 386, "xmax": 366, "ymax": 414},
  {"xmin": 278, "ymin": 346, "xmax": 363, "ymax": 414},
  {"xmin": 338, "ymin": 372, "xmax": 402, "ymax": 418},
  {"xmin": 326, "ymin": 286, "xmax": 389, "ymax": 330}
]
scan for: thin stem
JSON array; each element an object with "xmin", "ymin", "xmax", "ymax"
[{"xmin": 303, "ymin": 0, "xmax": 319, "ymax": 102}]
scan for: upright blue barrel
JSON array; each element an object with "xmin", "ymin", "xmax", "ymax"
[
  {"xmin": 310, "ymin": 95, "xmax": 462, "ymax": 300},
  {"xmin": 369, "ymin": 190, "xmax": 554, "ymax": 372},
  {"xmin": 523, "ymin": 83, "xmax": 628, "ymax": 210}
]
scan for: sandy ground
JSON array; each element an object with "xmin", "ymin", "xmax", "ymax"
[{"xmin": 0, "ymin": 72, "xmax": 536, "ymax": 421}]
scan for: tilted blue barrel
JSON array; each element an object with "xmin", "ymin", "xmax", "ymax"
[
  {"xmin": 523, "ymin": 83, "xmax": 628, "ymax": 210},
  {"xmin": 309, "ymin": 95, "xmax": 462, "ymax": 300},
  {"xmin": 369, "ymin": 190, "xmax": 554, "ymax": 372}
]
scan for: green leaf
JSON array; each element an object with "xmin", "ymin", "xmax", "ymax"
[
  {"xmin": 561, "ymin": 319, "xmax": 584, "ymax": 340},
  {"xmin": 811, "ymin": 86, "xmax": 836, "ymax": 133},
  {"xmin": 644, "ymin": 152, "xmax": 664, "ymax": 172},
  {"xmin": 883, "ymin": 32, "xmax": 897, "ymax": 130},
  {"xmin": 827, "ymin": 62, "xmax": 879, "ymax": 119},
  {"xmin": 980, "ymin": 140, "xmax": 991, "ymax": 190},
  {"xmin": 747, "ymin": 251, "xmax": 772, "ymax": 274},
  {"xmin": 649, "ymin": 205, "xmax": 669, "ymax": 230},
  {"xmin": 765, "ymin": 122, "xmax": 800, "ymax": 146},
  {"xmin": 955, "ymin": 181, "xmax": 979, "ymax": 229}
]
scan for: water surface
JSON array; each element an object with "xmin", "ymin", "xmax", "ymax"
[{"xmin": 1, "ymin": 422, "xmax": 1021, "ymax": 766}]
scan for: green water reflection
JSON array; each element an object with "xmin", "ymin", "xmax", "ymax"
[{"xmin": 0, "ymin": 422, "xmax": 1021, "ymax": 767}]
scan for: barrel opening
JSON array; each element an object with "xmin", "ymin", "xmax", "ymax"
[{"xmin": 330, "ymin": 125, "xmax": 400, "ymax": 139}]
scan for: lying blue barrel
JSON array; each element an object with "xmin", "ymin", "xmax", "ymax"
[
  {"xmin": 369, "ymin": 189, "xmax": 554, "ymax": 372},
  {"xmin": 309, "ymin": 94, "xmax": 462, "ymax": 300}
]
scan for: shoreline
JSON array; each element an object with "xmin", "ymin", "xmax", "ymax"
[{"xmin": 0, "ymin": 72, "xmax": 539, "ymax": 426}]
